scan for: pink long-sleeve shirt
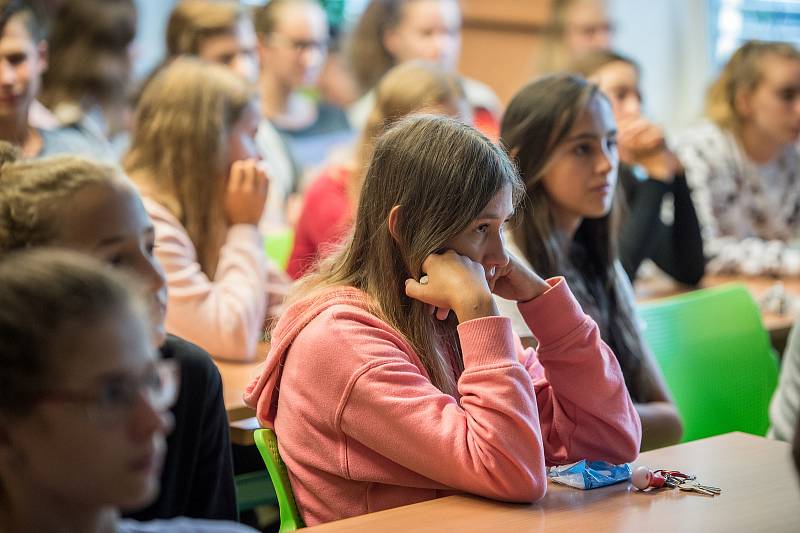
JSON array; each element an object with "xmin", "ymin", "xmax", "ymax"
[
  {"xmin": 144, "ymin": 197, "xmax": 288, "ymax": 361},
  {"xmin": 244, "ymin": 277, "xmax": 641, "ymax": 526}
]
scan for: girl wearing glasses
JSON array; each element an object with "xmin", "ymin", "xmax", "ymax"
[
  {"xmin": 0, "ymin": 249, "xmax": 257, "ymax": 532},
  {"xmin": 253, "ymin": 0, "xmax": 352, "ymax": 177},
  {"xmin": 0, "ymin": 145, "xmax": 237, "ymax": 520}
]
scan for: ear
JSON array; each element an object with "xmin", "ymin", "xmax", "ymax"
[
  {"xmin": 382, "ymin": 27, "xmax": 401, "ymax": 60},
  {"xmin": 36, "ymin": 39, "xmax": 48, "ymax": 75},
  {"xmin": 387, "ymin": 204, "xmax": 402, "ymax": 242},
  {"xmin": 734, "ymin": 87, "xmax": 753, "ymax": 119},
  {"xmin": 257, "ymin": 37, "xmax": 269, "ymax": 67}
]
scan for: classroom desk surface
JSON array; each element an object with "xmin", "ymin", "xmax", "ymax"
[
  {"xmin": 303, "ymin": 432, "xmax": 800, "ymax": 533},
  {"xmin": 636, "ymin": 274, "xmax": 800, "ymax": 350},
  {"xmin": 215, "ymin": 342, "xmax": 268, "ymax": 445}
]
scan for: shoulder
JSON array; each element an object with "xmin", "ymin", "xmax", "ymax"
[
  {"xmin": 39, "ymin": 124, "xmax": 114, "ymax": 162},
  {"xmin": 288, "ymin": 293, "xmax": 420, "ymax": 373},
  {"xmin": 160, "ymin": 334, "xmax": 222, "ymax": 387},
  {"xmin": 676, "ymin": 121, "xmax": 732, "ymax": 156},
  {"xmin": 314, "ymin": 102, "xmax": 352, "ymax": 132},
  {"xmin": 461, "ymin": 77, "xmax": 501, "ymax": 114}
]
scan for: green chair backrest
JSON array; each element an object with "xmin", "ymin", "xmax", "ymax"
[
  {"xmin": 638, "ymin": 283, "xmax": 779, "ymax": 442},
  {"xmin": 264, "ymin": 229, "xmax": 294, "ymax": 272},
  {"xmin": 254, "ymin": 428, "xmax": 304, "ymax": 532}
]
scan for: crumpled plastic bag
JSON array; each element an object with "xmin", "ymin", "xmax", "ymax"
[{"xmin": 547, "ymin": 460, "xmax": 632, "ymax": 489}]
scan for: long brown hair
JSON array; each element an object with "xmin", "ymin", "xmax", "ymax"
[
  {"xmin": 706, "ymin": 40, "xmax": 800, "ymax": 132},
  {"xmin": 501, "ymin": 74, "xmax": 646, "ymax": 400},
  {"xmin": 124, "ymin": 58, "xmax": 254, "ymax": 278},
  {"xmin": 350, "ymin": 60, "xmax": 464, "ymax": 206},
  {"xmin": 292, "ymin": 115, "xmax": 523, "ymax": 396}
]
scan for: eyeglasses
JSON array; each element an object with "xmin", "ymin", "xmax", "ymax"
[
  {"xmin": 268, "ymin": 33, "xmax": 329, "ymax": 54},
  {"xmin": 39, "ymin": 359, "xmax": 179, "ymax": 427}
]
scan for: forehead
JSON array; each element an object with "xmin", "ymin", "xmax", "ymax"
[
  {"xmin": 275, "ymin": 3, "xmax": 327, "ymax": 36},
  {"xmin": 758, "ymin": 53, "xmax": 800, "ymax": 87},
  {"xmin": 402, "ymin": 0, "xmax": 461, "ymax": 28},
  {"xmin": 54, "ymin": 311, "xmax": 155, "ymax": 389},
  {"xmin": 0, "ymin": 13, "xmax": 37, "ymax": 52},
  {"xmin": 591, "ymin": 61, "xmax": 638, "ymax": 89},
  {"xmin": 570, "ymin": 94, "xmax": 615, "ymax": 134},
  {"xmin": 54, "ymin": 182, "xmax": 151, "ymax": 248},
  {"xmin": 566, "ymin": 0, "xmax": 610, "ymax": 26},
  {"xmin": 478, "ymin": 184, "xmax": 513, "ymax": 217}
]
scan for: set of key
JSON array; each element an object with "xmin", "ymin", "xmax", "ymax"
[
  {"xmin": 631, "ymin": 467, "xmax": 722, "ymax": 496},
  {"xmin": 659, "ymin": 470, "xmax": 722, "ymax": 496}
]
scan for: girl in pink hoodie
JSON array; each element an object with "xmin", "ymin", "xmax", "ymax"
[{"xmin": 244, "ymin": 115, "xmax": 641, "ymax": 526}]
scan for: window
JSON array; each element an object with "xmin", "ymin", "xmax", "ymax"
[{"xmin": 709, "ymin": 0, "xmax": 800, "ymax": 69}]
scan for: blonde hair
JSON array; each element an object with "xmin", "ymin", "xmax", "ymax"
[
  {"xmin": 0, "ymin": 142, "xmax": 127, "ymax": 252},
  {"xmin": 350, "ymin": 60, "xmax": 464, "ymax": 205},
  {"xmin": 166, "ymin": 0, "xmax": 247, "ymax": 57},
  {"xmin": 124, "ymin": 57, "xmax": 254, "ymax": 278},
  {"xmin": 706, "ymin": 40, "xmax": 800, "ymax": 131},
  {"xmin": 290, "ymin": 116, "xmax": 523, "ymax": 396}
]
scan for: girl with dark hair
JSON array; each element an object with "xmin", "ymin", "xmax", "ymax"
[
  {"xmin": 498, "ymin": 74, "xmax": 683, "ymax": 451},
  {"xmin": 570, "ymin": 50, "xmax": 704, "ymax": 284},
  {"xmin": 244, "ymin": 114, "xmax": 640, "ymax": 526}
]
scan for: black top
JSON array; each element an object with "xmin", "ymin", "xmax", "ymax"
[
  {"xmin": 124, "ymin": 335, "xmax": 237, "ymax": 521},
  {"xmin": 618, "ymin": 165, "xmax": 705, "ymax": 285}
]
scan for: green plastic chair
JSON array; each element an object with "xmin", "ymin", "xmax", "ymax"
[
  {"xmin": 254, "ymin": 428, "xmax": 304, "ymax": 532},
  {"xmin": 638, "ymin": 283, "xmax": 779, "ymax": 442},
  {"xmin": 264, "ymin": 229, "xmax": 294, "ymax": 272}
]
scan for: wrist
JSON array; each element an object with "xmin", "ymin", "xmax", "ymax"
[
  {"xmin": 517, "ymin": 277, "xmax": 551, "ymax": 303},
  {"xmin": 455, "ymin": 293, "xmax": 496, "ymax": 323}
]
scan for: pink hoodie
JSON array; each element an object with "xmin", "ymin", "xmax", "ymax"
[{"xmin": 244, "ymin": 277, "xmax": 640, "ymax": 526}]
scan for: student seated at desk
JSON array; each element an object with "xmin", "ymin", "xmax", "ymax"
[
  {"xmin": 0, "ymin": 249, "xmax": 256, "ymax": 532},
  {"xmin": 287, "ymin": 60, "xmax": 465, "ymax": 279},
  {"xmin": 496, "ymin": 75, "xmax": 682, "ymax": 451},
  {"xmin": 253, "ymin": 0, "xmax": 353, "ymax": 176},
  {"xmin": 0, "ymin": 0, "xmax": 114, "ymax": 160},
  {"xmin": 244, "ymin": 115, "xmax": 641, "ymax": 526},
  {"xmin": 570, "ymin": 50, "xmax": 705, "ymax": 285},
  {"xmin": 676, "ymin": 41, "xmax": 800, "ymax": 276},
  {"xmin": 347, "ymin": 0, "xmax": 501, "ymax": 138},
  {"xmin": 124, "ymin": 58, "xmax": 289, "ymax": 362},
  {"xmin": 0, "ymin": 146, "xmax": 237, "ymax": 520}
]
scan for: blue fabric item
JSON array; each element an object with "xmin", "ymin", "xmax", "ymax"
[{"xmin": 547, "ymin": 460, "xmax": 632, "ymax": 489}]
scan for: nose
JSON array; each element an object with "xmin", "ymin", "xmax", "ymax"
[
  {"xmin": 596, "ymin": 143, "xmax": 616, "ymax": 175},
  {"xmin": 129, "ymin": 390, "xmax": 173, "ymax": 441},
  {"xmin": 139, "ymin": 252, "xmax": 166, "ymax": 296},
  {"xmin": 484, "ymin": 230, "xmax": 510, "ymax": 272},
  {"xmin": 624, "ymin": 96, "xmax": 641, "ymax": 119},
  {"xmin": 0, "ymin": 60, "xmax": 15, "ymax": 85}
]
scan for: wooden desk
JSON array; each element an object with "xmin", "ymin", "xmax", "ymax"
[
  {"xmin": 304, "ymin": 433, "xmax": 800, "ymax": 532},
  {"xmin": 636, "ymin": 275, "xmax": 800, "ymax": 352},
  {"xmin": 215, "ymin": 342, "xmax": 268, "ymax": 445}
]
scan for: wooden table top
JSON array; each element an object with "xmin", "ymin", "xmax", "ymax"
[
  {"xmin": 303, "ymin": 433, "xmax": 800, "ymax": 532},
  {"xmin": 215, "ymin": 342, "xmax": 268, "ymax": 445}
]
